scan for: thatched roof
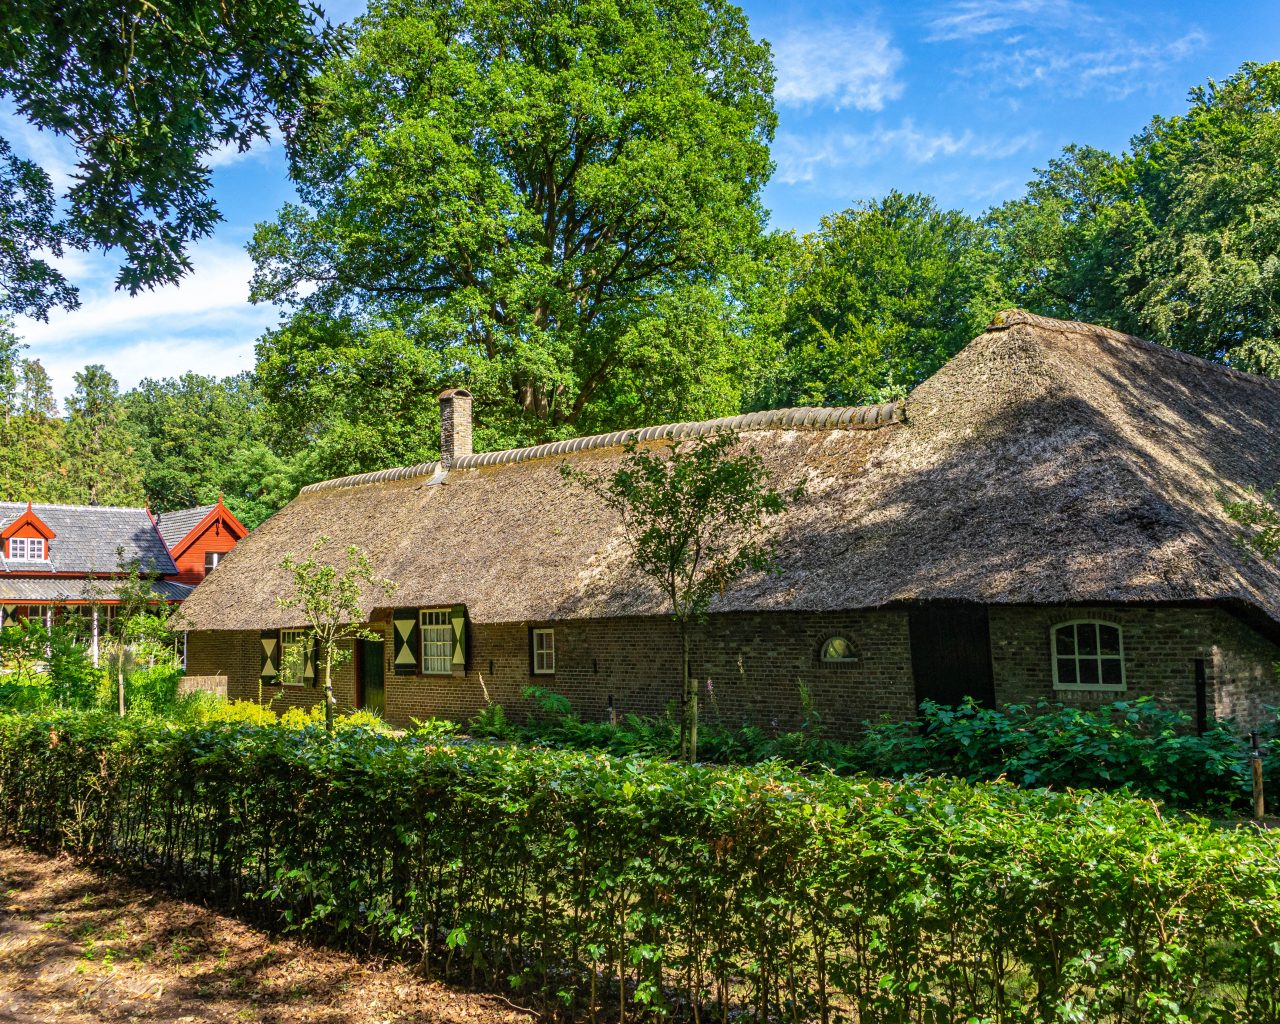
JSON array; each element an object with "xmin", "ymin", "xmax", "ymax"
[{"xmin": 177, "ymin": 311, "xmax": 1280, "ymax": 633}]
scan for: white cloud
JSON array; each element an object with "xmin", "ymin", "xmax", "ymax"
[
  {"xmin": 999, "ymin": 31, "xmax": 1208, "ymax": 99},
  {"xmin": 0, "ymin": 107, "xmax": 80, "ymax": 192},
  {"xmin": 772, "ymin": 24, "xmax": 905, "ymax": 111},
  {"xmin": 927, "ymin": 0, "xmax": 1082, "ymax": 41},
  {"xmin": 774, "ymin": 121, "xmax": 1039, "ymax": 185},
  {"xmin": 926, "ymin": 1, "xmax": 1208, "ymax": 99},
  {"xmin": 14, "ymin": 240, "xmax": 275, "ymax": 398}
]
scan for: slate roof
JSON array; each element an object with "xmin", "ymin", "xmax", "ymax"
[
  {"xmin": 155, "ymin": 504, "xmax": 216, "ymax": 549},
  {"xmin": 176, "ymin": 311, "xmax": 1280, "ymax": 633},
  {"xmin": 0, "ymin": 578, "xmax": 193, "ymax": 603},
  {"xmin": 0, "ymin": 502, "xmax": 177, "ymax": 576}
]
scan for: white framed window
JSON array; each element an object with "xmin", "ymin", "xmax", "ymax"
[
  {"xmin": 421, "ymin": 609, "xmax": 454, "ymax": 675},
  {"xmin": 280, "ymin": 629, "xmax": 310, "ymax": 686},
  {"xmin": 1051, "ymin": 621, "xmax": 1126, "ymax": 691},
  {"xmin": 9, "ymin": 537, "xmax": 47, "ymax": 561},
  {"xmin": 532, "ymin": 628, "xmax": 555, "ymax": 675},
  {"xmin": 820, "ymin": 636, "xmax": 858, "ymax": 663},
  {"xmin": 204, "ymin": 551, "xmax": 222, "ymax": 573}
]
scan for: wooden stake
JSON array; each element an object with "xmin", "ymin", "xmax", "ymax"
[{"xmin": 1251, "ymin": 732, "xmax": 1266, "ymax": 822}]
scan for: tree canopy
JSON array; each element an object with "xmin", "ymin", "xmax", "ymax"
[
  {"xmin": 992, "ymin": 61, "xmax": 1280, "ymax": 376},
  {"xmin": 0, "ymin": 0, "xmax": 331, "ymax": 316},
  {"xmin": 754, "ymin": 193, "xmax": 1006, "ymax": 409},
  {"xmin": 250, "ymin": 0, "xmax": 777, "ymax": 456}
]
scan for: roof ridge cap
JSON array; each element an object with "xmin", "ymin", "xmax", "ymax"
[
  {"xmin": 298, "ymin": 400, "xmax": 905, "ymax": 495},
  {"xmin": 0, "ymin": 501, "xmax": 151, "ymax": 514},
  {"xmin": 987, "ymin": 309, "xmax": 1280, "ymax": 389}
]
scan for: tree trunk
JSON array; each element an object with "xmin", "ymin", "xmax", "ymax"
[{"xmin": 324, "ymin": 650, "xmax": 335, "ymax": 734}]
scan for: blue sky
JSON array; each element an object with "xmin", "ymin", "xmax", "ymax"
[{"xmin": 9, "ymin": 0, "xmax": 1279, "ymax": 402}]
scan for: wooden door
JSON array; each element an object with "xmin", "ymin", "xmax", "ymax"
[
  {"xmin": 357, "ymin": 639, "xmax": 385, "ymax": 716},
  {"xmin": 909, "ymin": 606, "xmax": 996, "ymax": 710}
]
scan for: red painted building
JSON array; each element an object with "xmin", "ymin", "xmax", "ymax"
[{"xmin": 0, "ymin": 498, "xmax": 247, "ymax": 660}]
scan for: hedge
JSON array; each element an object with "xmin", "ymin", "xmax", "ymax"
[{"xmin": 2, "ymin": 711, "xmax": 1280, "ymax": 1023}]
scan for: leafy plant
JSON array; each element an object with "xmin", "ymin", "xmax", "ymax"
[
  {"xmin": 562, "ymin": 431, "xmax": 796, "ymax": 762},
  {"xmin": 5, "ymin": 709, "xmax": 1280, "ymax": 1023},
  {"xmin": 276, "ymin": 536, "xmax": 396, "ymax": 732}
]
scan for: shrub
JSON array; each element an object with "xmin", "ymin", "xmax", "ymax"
[{"xmin": 2, "ymin": 710, "xmax": 1280, "ymax": 1023}]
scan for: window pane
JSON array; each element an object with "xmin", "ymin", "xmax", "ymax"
[
  {"xmin": 1101, "ymin": 658, "xmax": 1123, "ymax": 687},
  {"xmin": 1099, "ymin": 625, "xmax": 1121, "ymax": 655},
  {"xmin": 1076, "ymin": 624, "xmax": 1098, "ymax": 656},
  {"xmin": 421, "ymin": 611, "xmax": 453, "ymax": 674},
  {"xmin": 1055, "ymin": 627, "xmax": 1075, "ymax": 656},
  {"xmin": 1056, "ymin": 658, "xmax": 1078, "ymax": 686},
  {"xmin": 822, "ymin": 636, "xmax": 854, "ymax": 661},
  {"xmin": 1079, "ymin": 659, "xmax": 1100, "ymax": 686}
]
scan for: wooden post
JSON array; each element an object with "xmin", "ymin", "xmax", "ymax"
[
  {"xmin": 1251, "ymin": 732, "xmax": 1266, "ymax": 822},
  {"xmin": 91, "ymin": 606, "xmax": 100, "ymax": 667}
]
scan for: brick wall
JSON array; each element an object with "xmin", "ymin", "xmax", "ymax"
[
  {"xmin": 990, "ymin": 605, "xmax": 1280, "ymax": 728},
  {"xmin": 185, "ymin": 604, "xmax": 1280, "ymax": 736}
]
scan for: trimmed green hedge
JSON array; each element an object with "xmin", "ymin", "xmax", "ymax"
[{"xmin": 2, "ymin": 711, "xmax": 1280, "ymax": 1023}]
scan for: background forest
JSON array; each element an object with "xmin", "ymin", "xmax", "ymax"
[{"xmin": 1, "ymin": 0, "xmax": 1276, "ymax": 528}]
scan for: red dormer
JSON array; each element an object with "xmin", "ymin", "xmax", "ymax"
[
  {"xmin": 1, "ymin": 503, "xmax": 55, "ymax": 564},
  {"xmin": 156, "ymin": 497, "xmax": 248, "ymax": 585}
]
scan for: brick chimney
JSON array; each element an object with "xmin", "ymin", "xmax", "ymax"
[{"xmin": 438, "ymin": 388, "xmax": 473, "ymax": 464}]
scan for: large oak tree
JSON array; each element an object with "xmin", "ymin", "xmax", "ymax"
[{"xmin": 250, "ymin": 0, "xmax": 777, "ymax": 449}]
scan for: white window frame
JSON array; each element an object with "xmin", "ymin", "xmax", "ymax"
[
  {"xmin": 532, "ymin": 628, "xmax": 555, "ymax": 675},
  {"xmin": 1051, "ymin": 620, "xmax": 1126, "ymax": 692},
  {"xmin": 420, "ymin": 608, "xmax": 454, "ymax": 675},
  {"xmin": 9, "ymin": 536, "xmax": 47, "ymax": 561},
  {"xmin": 204, "ymin": 550, "xmax": 222, "ymax": 573},
  {"xmin": 280, "ymin": 629, "xmax": 309, "ymax": 686},
  {"xmin": 820, "ymin": 635, "xmax": 858, "ymax": 663}
]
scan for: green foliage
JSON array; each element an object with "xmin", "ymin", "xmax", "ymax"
[
  {"xmin": 562, "ymin": 431, "xmax": 794, "ymax": 761},
  {"xmin": 250, "ymin": 0, "xmax": 777, "ymax": 451},
  {"xmin": 0, "ymin": 0, "xmax": 330, "ymax": 315},
  {"xmin": 992, "ymin": 61, "xmax": 1280, "ymax": 377},
  {"xmin": 277, "ymin": 537, "xmax": 396, "ymax": 732},
  {"xmin": 122, "ymin": 372, "xmax": 292, "ymax": 527},
  {"xmin": 0, "ymin": 618, "xmax": 99, "ymax": 709},
  {"xmin": 1223, "ymin": 483, "xmax": 1280, "ymax": 562},
  {"xmin": 62, "ymin": 365, "xmax": 146, "ymax": 505},
  {"xmin": 755, "ymin": 193, "xmax": 1007, "ymax": 408},
  {"xmin": 476, "ymin": 692, "xmax": 1268, "ymax": 811},
  {"xmin": 4, "ymin": 709, "xmax": 1280, "ymax": 1023}
]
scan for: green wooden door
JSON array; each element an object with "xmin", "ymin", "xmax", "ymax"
[{"xmin": 358, "ymin": 639, "xmax": 385, "ymax": 716}]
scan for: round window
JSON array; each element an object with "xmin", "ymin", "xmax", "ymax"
[{"xmin": 820, "ymin": 636, "xmax": 858, "ymax": 663}]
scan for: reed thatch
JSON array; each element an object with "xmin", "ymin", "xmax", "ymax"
[{"xmin": 177, "ymin": 311, "xmax": 1280, "ymax": 633}]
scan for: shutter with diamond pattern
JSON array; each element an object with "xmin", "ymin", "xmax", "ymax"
[
  {"xmin": 450, "ymin": 605, "xmax": 467, "ymax": 671},
  {"xmin": 392, "ymin": 608, "xmax": 420, "ymax": 675},
  {"xmin": 259, "ymin": 629, "xmax": 280, "ymax": 684}
]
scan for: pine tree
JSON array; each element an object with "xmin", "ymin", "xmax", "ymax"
[{"xmin": 63, "ymin": 365, "xmax": 144, "ymax": 506}]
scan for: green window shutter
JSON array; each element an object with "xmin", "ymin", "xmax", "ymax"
[
  {"xmin": 392, "ymin": 608, "xmax": 420, "ymax": 676},
  {"xmin": 259, "ymin": 629, "xmax": 280, "ymax": 684},
  {"xmin": 450, "ymin": 605, "xmax": 467, "ymax": 671}
]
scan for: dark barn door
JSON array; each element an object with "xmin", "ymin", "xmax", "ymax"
[
  {"xmin": 909, "ymin": 606, "xmax": 996, "ymax": 710},
  {"xmin": 358, "ymin": 638, "xmax": 386, "ymax": 716}
]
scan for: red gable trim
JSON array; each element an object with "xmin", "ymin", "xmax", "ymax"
[
  {"xmin": 167, "ymin": 498, "xmax": 248, "ymax": 560},
  {"xmin": 1, "ymin": 503, "xmax": 56, "ymax": 541}
]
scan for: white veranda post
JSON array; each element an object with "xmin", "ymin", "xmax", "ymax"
[{"xmin": 92, "ymin": 606, "xmax": 100, "ymax": 667}]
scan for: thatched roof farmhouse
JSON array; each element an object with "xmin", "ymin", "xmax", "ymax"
[{"xmin": 181, "ymin": 312, "xmax": 1280, "ymax": 734}]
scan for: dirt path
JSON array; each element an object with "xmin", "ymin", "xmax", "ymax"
[{"xmin": 0, "ymin": 843, "xmax": 536, "ymax": 1024}]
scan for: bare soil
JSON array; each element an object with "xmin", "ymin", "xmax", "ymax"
[{"xmin": 0, "ymin": 843, "xmax": 536, "ymax": 1024}]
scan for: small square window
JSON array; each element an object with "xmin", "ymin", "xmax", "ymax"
[
  {"xmin": 532, "ymin": 628, "xmax": 555, "ymax": 675},
  {"xmin": 204, "ymin": 550, "xmax": 222, "ymax": 573}
]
